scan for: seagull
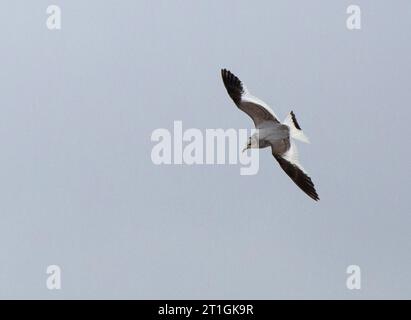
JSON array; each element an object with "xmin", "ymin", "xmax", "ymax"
[{"xmin": 221, "ymin": 69, "xmax": 319, "ymax": 201}]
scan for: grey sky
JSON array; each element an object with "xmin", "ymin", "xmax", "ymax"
[{"xmin": 0, "ymin": 0, "xmax": 410, "ymax": 299}]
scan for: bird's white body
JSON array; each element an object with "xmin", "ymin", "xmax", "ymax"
[{"xmin": 221, "ymin": 69, "xmax": 319, "ymax": 201}]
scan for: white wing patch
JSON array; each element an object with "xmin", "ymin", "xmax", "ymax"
[{"xmin": 281, "ymin": 141, "xmax": 307, "ymax": 173}]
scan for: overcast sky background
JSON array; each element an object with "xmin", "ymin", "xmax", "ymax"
[{"xmin": 0, "ymin": 0, "xmax": 410, "ymax": 299}]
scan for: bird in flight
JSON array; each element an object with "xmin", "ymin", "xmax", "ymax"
[{"xmin": 221, "ymin": 69, "xmax": 319, "ymax": 201}]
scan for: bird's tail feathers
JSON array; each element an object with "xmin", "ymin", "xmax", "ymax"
[{"xmin": 283, "ymin": 111, "xmax": 310, "ymax": 143}]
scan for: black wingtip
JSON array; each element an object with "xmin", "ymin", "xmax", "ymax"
[
  {"xmin": 274, "ymin": 155, "xmax": 319, "ymax": 201},
  {"xmin": 221, "ymin": 68, "xmax": 230, "ymax": 78},
  {"xmin": 290, "ymin": 111, "xmax": 302, "ymax": 130},
  {"xmin": 221, "ymin": 69, "xmax": 244, "ymax": 105}
]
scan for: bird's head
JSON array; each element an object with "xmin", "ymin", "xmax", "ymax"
[
  {"xmin": 242, "ymin": 140, "xmax": 251, "ymax": 153},
  {"xmin": 242, "ymin": 136, "xmax": 257, "ymax": 152}
]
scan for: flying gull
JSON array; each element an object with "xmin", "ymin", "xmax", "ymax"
[{"xmin": 221, "ymin": 69, "xmax": 319, "ymax": 201}]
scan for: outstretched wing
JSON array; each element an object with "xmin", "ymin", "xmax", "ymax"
[
  {"xmin": 272, "ymin": 143, "xmax": 319, "ymax": 201},
  {"xmin": 221, "ymin": 69, "xmax": 280, "ymax": 127}
]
